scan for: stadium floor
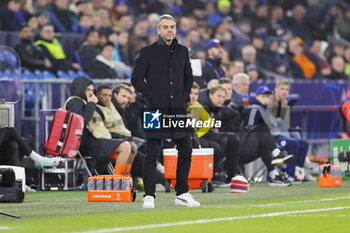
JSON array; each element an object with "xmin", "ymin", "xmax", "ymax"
[{"xmin": 1, "ymin": 178, "xmax": 349, "ymax": 233}]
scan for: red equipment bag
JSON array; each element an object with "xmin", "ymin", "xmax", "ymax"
[{"xmin": 43, "ymin": 109, "xmax": 84, "ymax": 158}]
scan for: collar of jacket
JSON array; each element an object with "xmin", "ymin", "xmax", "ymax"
[
  {"xmin": 96, "ymin": 55, "xmax": 116, "ymax": 69},
  {"xmin": 206, "ymin": 57, "xmax": 222, "ymax": 67},
  {"xmin": 156, "ymin": 36, "xmax": 178, "ymax": 50}
]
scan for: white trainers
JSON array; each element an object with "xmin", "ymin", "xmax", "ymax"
[
  {"xmin": 175, "ymin": 193, "xmax": 200, "ymax": 207},
  {"xmin": 36, "ymin": 157, "xmax": 60, "ymax": 168},
  {"xmin": 143, "ymin": 195, "xmax": 155, "ymax": 209}
]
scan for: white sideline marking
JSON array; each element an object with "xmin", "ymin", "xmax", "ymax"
[
  {"xmin": 250, "ymin": 195, "xmax": 350, "ymax": 207},
  {"xmin": 0, "ymin": 227, "xmax": 11, "ymax": 230},
  {"xmin": 73, "ymin": 206, "xmax": 350, "ymax": 233}
]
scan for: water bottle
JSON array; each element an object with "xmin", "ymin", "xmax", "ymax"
[
  {"xmin": 105, "ymin": 176, "xmax": 112, "ymax": 190},
  {"xmin": 96, "ymin": 176, "xmax": 104, "ymax": 190},
  {"xmin": 121, "ymin": 176, "xmax": 129, "ymax": 191},
  {"xmin": 88, "ymin": 176, "xmax": 96, "ymax": 190},
  {"xmin": 113, "ymin": 176, "xmax": 120, "ymax": 190}
]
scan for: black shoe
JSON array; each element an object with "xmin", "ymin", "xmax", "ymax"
[
  {"xmin": 271, "ymin": 150, "xmax": 294, "ymax": 166},
  {"xmin": 268, "ymin": 174, "xmax": 292, "ymax": 187},
  {"xmin": 282, "ymin": 172, "xmax": 303, "ymax": 184}
]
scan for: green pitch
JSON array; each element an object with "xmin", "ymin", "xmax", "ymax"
[{"xmin": 1, "ymin": 179, "xmax": 350, "ymax": 233}]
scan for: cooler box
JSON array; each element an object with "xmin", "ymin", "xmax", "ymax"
[
  {"xmin": 318, "ymin": 164, "xmax": 342, "ymax": 187},
  {"xmin": 163, "ymin": 148, "xmax": 214, "ymax": 192}
]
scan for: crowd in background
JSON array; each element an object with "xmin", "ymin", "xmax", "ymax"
[{"xmin": 1, "ymin": 0, "xmax": 350, "ymax": 82}]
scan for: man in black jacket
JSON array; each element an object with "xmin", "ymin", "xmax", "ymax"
[
  {"xmin": 15, "ymin": 24, "xmax": 52, "ymax": 72},
  {"xmin": 132, "ymin": 14, "xmax": 197, "ymax": 208},
  {"xmin": 201, "ymin": 39, "xmax": 226, "ymax": 86}
]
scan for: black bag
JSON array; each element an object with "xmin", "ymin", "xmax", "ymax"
[
  {"xmin": 0, "ymin": 168, "xmax": 24, "ymax": 203},
  {"xmin": 237, "ymin": 127, "xmax": 259, "ymax": 164}
]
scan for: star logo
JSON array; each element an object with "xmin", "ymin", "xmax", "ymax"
[{"xmin": 151, "ymin": 109, "xmax": 162, "ymax": 122}]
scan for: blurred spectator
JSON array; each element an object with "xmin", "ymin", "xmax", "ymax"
[
  {"xmin": 327, "ymin": 56, "xmax": 347, "ymax": 80},
  {"xmin": 33, "ymin": 0, "xmax": 49, "ymax": 14},
  {"xmin": 89, "ymin": 42, "xmax": 117, "ymax": 79},
  {"xmin": 110, "ymin": 0, "xmax": 130, "ymax": 22},
  {"xmin": 201, "ymin": 39, "xmax": 225, "ymax": 86},
  {"xmin": 308, "ymin": 40, "xmax": 331, "ymax": 77},
  {"xmin": 47, "ymin": 0, "xmax": 75, "ymax": 32},
  {"xmin": 15, "ymin": 24, "xmax": 52, "ymax": 71},
  {"xmin": 78, "ymin": 29, "xmax": 100, "ymax": 72},
  {"xmin": 118, "ymin": 30, "xmax": 133, "ymax": 66},
  {"xmin": 89, "ymin": 42, "xmax": 131, "ymax": 79},
  {"xmin": 117, "ymin": 13, "xmax": 134, "ymax": 31},
  {"xmin": 35, "ymin": 24, "xmax": 80, "ymax": 72},
  {"xmin": 186, "ymin": 28, "xmax": 205, "ymax": 57},
  {"xmin": 241, "ymin": 45, "xmax": 256, "ymax": 66},
  {"xmin": 72, "ymin": 14, "xmax": 93, "ymax": 33},
  {"xmin": 259, "ymin": 37, "xmax": 287, "ymax": 75},
  {"xmin": 245, "ymin": 63, "xmax": 259, "ymax": 82},
  {"xmin": 147, "ymin": 13, "xmax": 160, "ymax": 29},
  {"xmin": 108, "ymin": 31, "xmax": 121, "ymax": 62},
  {"xmin": 252, "ymin": 1, "xmax": 269, "ymax": 28},
  {"xmin": 97, "ymin": 9, "xmax": 113, "ymax": 35},
  {"xmin": 129, "ymin": 17, "xmax": 149, "ymax": 57},
  {"xmin": 294, "ymin": 1, "xmax": 331, "ymax": 46},
  {"xmin": 336, "ymin": 7, "xmax": 350, "ymax": 41},
  {"xmin": 231, "ymin": 72, "xmax": 250, "ymax": 109},
  {"xmin": 286, "ymin": 36, "xmax": 316, "ymax": 79},
  {"xmin": 225, "ymin": 59, "xmax": 244, "ymax": 79},
  {"xmin": 0, "ymin": 0, "xmax": 22, "ymax": 31},
  {"xmin": 27, "ymin": 15, "xmax": 39, "ymax": 34},
  {"xmin": 36, "ymin": 11, "xmax": 49, "ymax": 28},
  {"xmin": 283, "ymin": 4, "xmax": 306, "ymax": 32},
  {"xmin": 91, "ymin": 0, "xmax": 103, "ymax": 12},
  {"xmin": 268, "ymin": 4, "xmax": 287, "ymax": 37},
  {"xmin": 146, "ymin": 27, "xmax": 157, "ymax": 44},
  {"xmin": 329, "ymin": 42, "xmax": 345, "ymax": 61}
]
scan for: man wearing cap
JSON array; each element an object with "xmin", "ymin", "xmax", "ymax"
[
  {"xmin": 244, "ymin": 85, "xmax": 294, "ymax": 186},
  {"xmin": 201, "ymin": 39, "xmax": 225, "ymax": 86},
  {"xmin": 132, "ymin": 14, "xmax": 197, "ymax": 209}
]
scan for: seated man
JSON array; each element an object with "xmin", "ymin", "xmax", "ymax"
[
  {"xmin": 198, "ymin": 85, "xmax": 240, "ymax": 183},
  {"xmin": 245, "ymin": 85, "xmax": 306, "ymax": 184},
  {"xmin": 188, "ymin": 82, "xmax": 224, "ymax": 181},
  {"xmin": 15, "ymin": 24, "xmax": 52, "ymax": 72},
  {"xmin": 268, "ymin": 80, "xmax": 309, "ymax": 181},
  {"xmin": 0, "ymin": 127, "xmax": 59, "ymax": 168},
  {"xmin": 64, "ymin": 76, "xmax": 132, "ymax": 175},
  {"xmin": 35, "ymin": 24, "xmax": 81, "ymax": 73}
]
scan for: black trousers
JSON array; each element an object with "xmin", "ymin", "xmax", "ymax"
[
  {"xmin": 238, "ymin": 125, "xmax": 275, "ymax": 172},
  {"xmin": 198, "ymin": 138, "xmax": 223, "ymax": 174},
  {"xmin": 144, "ymin": 136, "xmax": 192, "ymax": 197},
  {"xmin": 202, "ymin": 132, "xmax": 240, "ymax": 180},
  {"xmin": 0, "ymin": 128, "xmax": 32, "ymax": 166}
]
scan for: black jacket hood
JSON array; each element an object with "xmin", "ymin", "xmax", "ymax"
[{"xmin": 70, "ymin": 76, "xmax": 94, "ymax": 101}]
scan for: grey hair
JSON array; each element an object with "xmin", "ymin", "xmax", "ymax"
[
  {"xmin": 158, "ymin": 14, "xmax": 176, "ymax": 28},
  {"xmin": 232, "ymin": 73, "xmax": 250, "ymax": 85}
]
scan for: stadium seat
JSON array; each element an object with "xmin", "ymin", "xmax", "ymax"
[
  {"xmin": 77, "ymin": 70, "xmax": 90, "ymax": 78},
  {"xmin": 68, "ymin": 70, "xmax": 78, "ymax": 79},
  {"xmin": 57, "ymin": 70, "xmax": 70, "ymax": 79},
  {"xmin": 35, "ymin": 70, "xmax": 56, "ymax": 79}
]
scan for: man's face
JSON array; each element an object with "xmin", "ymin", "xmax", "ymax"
[
  {"xmin": 234, "ymin": 77, "xmax": 250, "ymax": 95},
  {"xmin": 19, "ymin": 27, "xmax": 32, "ymax": 40},
  {"xmin": 87, "ymin": 31, "xmax": 99, "ymax": 46},
  {"xmin": 97, "ymin": 88, "xmax": 112, "ymax": 106},
  {"xmin": 114, "ymin": 88, "xmax": 131, "ymax": 109},
  {"xmin": 274, "ymin": 84, "xmax": 290, "ymax": 101},
  {"xmin": 221, "ymin": 83, "xmax": 232, "ymax": 100},
  {"xmin": 40, "ymin": 25, "xmax": 54, "ymax": 40},
  {"xmin": 209, "ymin": 89, "xmax": 226, "ymax": 107},
  {"xmin": 85, "ymin": 84, "xmax": 94, "ymax": 99},
  {"xmin": 190, "ymin": 88, "xmax": 199, "ymax": 104},
  {"xmin": 256, "ymin": 93, "xmax": 271, "ymax": 105},
  {"xmin": 157, "ymin": 18, "xmax": 176, "ymax": 42},
  {"xmin": 208, "ymin": 45, "xmax": 223, "ymax": 58},
  {"xmin": 101, "ymin": 45, "xmax": 114, "ymax": 61}
]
